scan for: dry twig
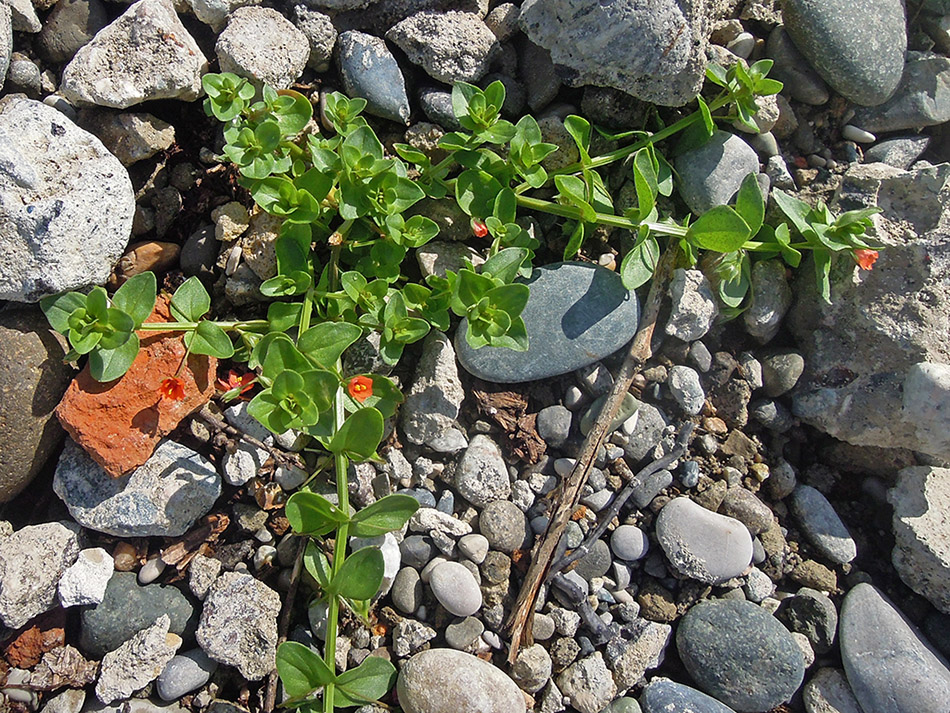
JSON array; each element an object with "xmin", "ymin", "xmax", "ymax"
[{"xmin": 505, "ymin": 249, "xmax": 675, "ymax": 664}]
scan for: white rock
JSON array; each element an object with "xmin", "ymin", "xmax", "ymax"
[
  {"xmin": 95, "ymin": 615, "xmax": 181, "ymax": 704},
  {"xmin": 400, "ymin": 332, "xmax": 464, "ymax": 445},
  {"xmin": 429, "ymin": 561, "xmax": 482, "ymax": 617},
  {"xmin": 0, "ymin": 96, "xmax": 134, "ymax": 302},
  {"xmin": 665, "ymin": 269, "xmax": 718, "ymax": 341},
  {"xmin": 58, "ymin": 548, "xmax": 114, "ymax": 607},
  {"xmin": 409, "ymin": 508, "xmax": 472, "ymax": 537},
  {"xmin": 215, "ymin": 6, "xmax": 309, "ymax": 89},
  {"xmin": 188, "ymin": 0, "xmax": 261, "ymax": 31},
  {"xmin": 455, "ymin": 434, "xmax": 511, "ymax": 508},
  {"xmin": 62, "ymin": 0, "xmax": 208, "ymax": 108},
  {"xmin": 0, "ymin": 521, "xmax": 81, "ymax": 628}
]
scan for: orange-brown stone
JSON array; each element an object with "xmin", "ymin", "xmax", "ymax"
[
  {"xmin": 4, "ymin": 610, "xmax": 66, "ymax": 669},
  {"xmin": 56, "ymin": 297, "xmax": 216, "ymax": 477}
]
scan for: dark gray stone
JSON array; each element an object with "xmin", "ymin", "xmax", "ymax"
[
  {"xmin": 840, "ymin": 583, "xmax": 950, "ymax": 713},
  {"xmin": 864, "ymin": 136, "xmax": 932, "ymax": 170},
  {"xmin": 337, "ymin": 31, "xmax": 410, "ymax": 125},
  {"xmin": 518, "ymin": 40, "xmax": 560, "ymax": 112},
  {"xmin": 852, "ymin": 52, "xmax": 950, "ymax": 132},
  {"xmin": 761, "ymin": 350, "xmax": 804, "ymax": 397},
  {"xmin": 781, "ymin": 0, "xmax": 906, "ymax": 106},
  {"xmin": 391, "ymin": 566, "xmax": 422, "ymax": 615},
  {"xmin": 400, "ymin": 535, "xmax": 435, "ymax": 569},
  {"xmin": 572, "ymin": 539, "xmax": 612, "ymax": 582},
  {"xmin": 445, "ymin": 616, "xmax": 484, "ymax": 650},
  {"xmin": 536, "ymin": 404, "xmax": 573, "ymax": 448},
  {"xmin": 0, "ymin": 308, "xmax": 72, "ymax": 503},
  {"xmin": 456, "ymin": 262, "xmax": 639, "ymax": 383},
  {"xmin": 418, "ymin": 86, "xmax": 460, "ymax": 130},
  {"xmin": 789, "ymin": 485, "xmax": 857, "ymax": 564},
  {"xmin": 478, "ymin": 500, "xmax": 528, "ymax": 554},
  {"xmin": 675, "ymin": 131, "xmax": 760, "ymax": 215},
  {"xmin": 765, "ymin": 26, "xmax": 829, "ymax": 105},
  {"xmin": 155, "ymin": 648, "xmax": 217, "ymax": 701},
  {"xmin": 37, "ymin": 0, "xmax": 109, "ymax": 65},
  {"xmin": 80, "ymin": 572, "xmax": 197, "ymax": 658},
  {"xmin": 776, "ymin": 588, "xmax": 838, "ymax": 654},
  {"xmin": 677, "ymin": 599, "xmax": 805, "ymax": 712},
  {"xmin": 640, "ymin": 679, "xmax": 737, "ymax": 713},
  {"xmin": 180, "ymin": 225, "xmax": 217, "ymax": 283}
]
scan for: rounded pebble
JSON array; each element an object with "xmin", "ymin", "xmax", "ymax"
[
  {"xmin": 610, "ymin": 525, "xmax": 649, "ymax": 562},
  {"xmin": 429, "ymin": 561, "xmax": 482, "ymax": 617},
  {"xmin": 156, "ymin": 649, "xmax": 217, "ymax": 701},
  {"xmin": 396, "ymin": 649, "xmax": 525, "ymax": 713},
  {"xmin": 478, "ymin": 500, "xmax": 529, "ymax": 554}
]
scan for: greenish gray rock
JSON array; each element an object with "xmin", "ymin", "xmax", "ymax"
[
  {"xmin": 840, "ymin": 583, "xmax": 950, "ymax": 713},
  {"xmin": 674, "ymin": 131, "xmax": 760, "ymax": 215},
  {"xmin": 456, "ymin": 262, "xmax": 639, "ymax": 383},
  {"xmin": 0, "ymin": 308, "xmax": 72, "ymax": 503},
  {"xmin": 677, "ymin": 599, "xmax": 804, "ymax": 712},
  {"xmin": 852, "ymin": 52, "xmax": 950, "ymax": 133},
  {"xmin": 80, "ymin": 572, "xmax": 197, "ymax": 658},
  {"xmin": 781, "ymin": 0, "xmax": 906, "ymax": 106}
]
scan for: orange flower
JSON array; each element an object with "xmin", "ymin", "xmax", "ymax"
[
  {"xmin": 347, "ymin": 375, "xmax": 373, "ymax": 403},
  {"xmin": 159, "ymin": 377, "xmax": 186, "ymax": 401},
  {"xmin": 854, "ymin": 249, "xmax": 879, "ymax": 270},
  {"xmin": 471, "ymin": 219, "xmax": 488, "ymax": 238},
  {"xmin": 217, "ymin": 369, "xmax": 256, "ymax": 400}
]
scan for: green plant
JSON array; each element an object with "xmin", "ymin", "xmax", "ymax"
[{"xmin": 40, "ymin": 60, "xmax": 882, "ymax": 711}]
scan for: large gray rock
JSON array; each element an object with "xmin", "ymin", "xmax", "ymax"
[
  {"xmin": 396, "ymin": 649, "xmax": 526, "ymax": 713},
  {"xmin": 61, "ymin": 0, "xmax": 208, "ymax": 108},
  {"xmin": 0, "ymin": 96, "xmax": 134, "ymax": 302},
  {"xmin": 888, "ymin": 466, "xmax": 950, "ymax": 614},
  {"xmin": 54, "ymin": 439, "xmax": 221, "ymax": 538},
  {"xmin": 0, "ymin": 521, "xmax": 81, "ymax": 629},
  {"xmin": 789, "ymin": 162, "xmax": 950, "ymax": 460},
  {"xmin": 80, "ymin": 572, "xmax": 197, "ymax": 658},
  {"xmin": 0, "ymin": 5, "xmax": 10, "ymax": 92},
  {"xmin": 519, "ymin": 0, "xmax": 710, "ymax": 107},
  {"xmin": 216, "ymin": 6, "xmax": 309, "ymax": 89},
  {"xmin": 557, "ymin": 652, "xmax": 618, "ymax": 713},
  {"xmin": 852, "ymin": 52, "xmax": 950, "ymax": 133},
  {"xmin": 781, "ymin": 0, "xmax": 906, "ymax": 106},
  {"xmin": 196, "ymin": 572, "xmax": 280, "ymax": 681},
  {"xmin": 400, "ymin": 331, "xmax": 464, "ymax": 446},
  {"xmin": 386, "ymin": 11, "xmax": 498, "ymax": 84},
  {"xmin": 337, "ymin": 31, "xmax": 410, "ymax": 125},
  {"xmin": 37, "ymin": 0, "xmax": 110, "ymax": 65},
  {"xmin": 0, "ymin": 308, "xmax": 72, "ymax": 502},
  {"xmin": 840, "ymin": 583, "xmax": 950, "ymax": 713},
  {"xmin": 456, "ymin": 262, "xmax": 639, "ymax": 383},
  {"xmin": 675, "ymin": 130, "xmax": 760, "ymax": 215},
  {"xmin": 677, "ymin": 599, "xmax": 805, "ymax": 712}
]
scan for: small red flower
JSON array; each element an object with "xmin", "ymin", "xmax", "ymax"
[
  {"xmin": 347, "ymin": 375, "xmax": 373, "ymax": 403},
  {"xmin": 854, "ymin": 249, "xmax": 879, "ymax": 270},
  {"xmin": 471, "ymin": 219, "xmax": 489, "ymax": 238},
  {"xmin": 159, "ymin": 377, "xmax": 186, "ymax": 401},
  {"xmin": 217, "ymin": 369, "xmax": 256, "ymax": 400}
]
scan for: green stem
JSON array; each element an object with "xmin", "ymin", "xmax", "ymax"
[
  {"xmin": 137, "ymin": 319, "xmax": 269, "ymax": 332},
  {"xmin": 514, "ymin": 93, "xmax": 733, "ymax": 194},
  {"xmin": 515, "ymin": 194, "xmax": 689, "ymax": 238},
  {"xmin": 322, "ymin": 246, "xmax": 346, "ymax": 713}
]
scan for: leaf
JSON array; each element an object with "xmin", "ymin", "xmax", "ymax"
[
  {"xmin": 268, "ymin": 302, "xmax": 302, "ymax": 332},
  {"xmin": 563, "ymin": 220, "xmax": 587, "ymax": 261},
  {"xmin": 331, "ymin": 546, "xmax": 384, "ymax": 600},
  {"xmin": 771, "ymin": 188, "xmax": 814, "ymax": 237},
  {"xmin": 814, "ymin": 250, "xmax": 832, "ymax": 303},
  {"xmin": 349, "ymin": 494, "xmax": 419, "ymax": 538},
  {"xmin": 261, "ymin": 335, "xmax": 311, "ymax": 379},
  {"xmin": 493, "ymin": 188, "xmax": 517, "ymax": 225},
  {"xmin": 632, "ymin": 149, "xmax": 657, "ymax": 221},
  {"xmin": 772, "ymin": 222, "xmax": 802, "ymax": 268},
  {"xmin": 276, "ymin": 642, "xmax": 335, "ymax": 699},
  {"xmin": 186, "ymin": 320, "xmax": 235, "ymax": 358},
  {"xmin": 455, "ymin": 169, "xmax": 503, "ymax": 218},
  {"xmin": 481, "ymin": 247, "xmax": 528, "ymax": 284},
  {"xmin": 734, "ymin": 173, "xmax": 765, "ymax": 235},
  {"xmin": 697, "ymin": 94, "xmax": 715, "ymax": 135},
  {"xmin": 170, "ymin": 276, "xmax": 211, "ymax": 322},
  {"xmin": 343, "ymin": 374, "xmax": 403, "ymax": 418},
  {"xmin": 327, "ymin": 408, "xmax": 384, "ymax": 461},
  {"xmin": 87, "ymin": 334, "xmax": 139, "ymax": 382},
  {"xmin": 40, "ymin": 292, "xmax": 86, "ymax": 334},
  {"xmin": 333, "ymin": 657, "xmax": 397, "ymax": 708},
  {"xmin": 563, "ymin": 115, "xmax": 591, "ymax": 164},
  {"xmin": 304, "ymin": 541, "xmax": 332, "ymax": 590},
  {"xmin": 619, "ymin": 234, "xmax": 660, "ymax": 289},
  {"xmin": 717, "ymin": 253, "xmax": 752, "ymax": 308},
  {"xmin": 687, "ymin": 205, "xmax": 751, "ymax": 253},
  {"xmin": 297, "ymin": 322, "xmax": 363, "ymax": 369},
  {"xmin": 112, "ymin": 272, "xmax": 156, "ymax": 327},
  {"xmin": 705, "ymin": 63, "xmax": 729, "ymax": 87},
  {"xmin": 285, "ymin": 492, "xmax": 349, "ymax": 537},
  {"xmin": 246, "ymin": 391, "xmax": 294, "ymax": 435},
  {"xmin": 554, "ymin": 175, "xmax": 597, "ymax": 222}
]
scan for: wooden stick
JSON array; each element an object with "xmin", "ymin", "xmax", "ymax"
[{"xmin": 505, "ymin": 249, "xmax": 675, "ymax": 665}]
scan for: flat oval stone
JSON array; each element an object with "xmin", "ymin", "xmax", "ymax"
[
  {"xmin": 656, "ymin": 497, "xmax": 753, "ymax": 584},
  {"xmin": 840, "ymin": 583, "xmax": 950, "ymax": 713},
  {"xmin": 397, "ymin": 649, "xmax": 526, "ymax": 713},
  {"xmin": 640, "ymin": 679, "xmax": 737, "ymax": 713},
  {"xmin": 428, "ymin": 561, "xmax": 482, "ymax": 617},
  {"xmin": 781, "ymin": 0, "xmax": 906, "ymax": 107},
  {"xmin": 455, "ymin": 262, "xmax": 639, "ymax": 383},
  {"xmin": 677, "ymin": 599, "xmax": 805, "ymax": 712},
  {"xmin": 789, "ymin": 485, "xmax": 856, "ymax": 564}
]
